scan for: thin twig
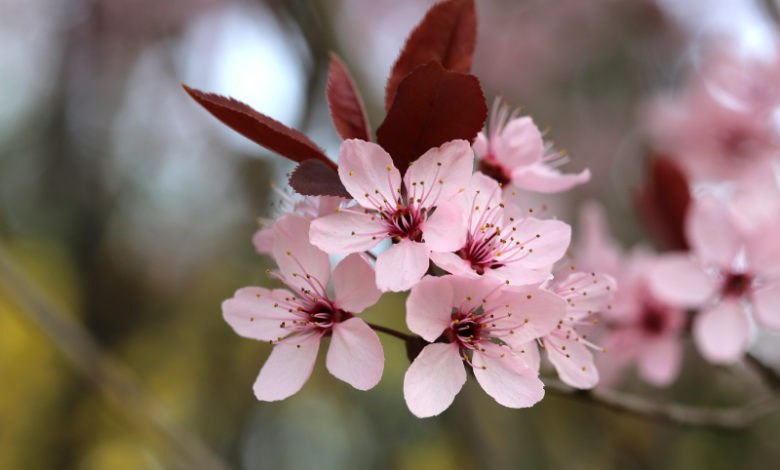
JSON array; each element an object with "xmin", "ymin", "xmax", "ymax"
[
  {"xmin": 745, "ymin": 353, "xmax": 780, "ymax": 391},
  {"xmin": 366, "ymin": 322, "xmax": 415, "ymax": 342},
  {"xmin": 543, "ymin": 376, "xmax": 780, "ymax": 429},
  {"xmin": 0, "ymin": 246, "xmax": 233, "ymax": 470}
]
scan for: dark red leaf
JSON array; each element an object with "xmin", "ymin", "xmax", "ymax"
[
  {"xmin": 288, "ymin": 159, "xmax": 351, "ymax": 198},
  {"xmin": 376, "ymin": 61, "xmax": 487, "ymax": 175},
  {"xmin": 635, "ymin": 155, "xmax": 691, "ymax": 251},
  {"xmin": 326, "ymin": 54, "xmax": 371, "ymax": 141},
  {"xmin": 182, "ymin": 84, "xmax": 336, "ymax": 170},
  {"xmin": 385, "ymin": 0, "xmax": 476, "ymax": 111}
]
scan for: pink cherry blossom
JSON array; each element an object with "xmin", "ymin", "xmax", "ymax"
[
  {"xmin": 473, "ymin": 99, "xmax": 590, "ymax": 193},
  {"xmin": 309, "ymin": 139, "xmax": 473, "ymax": 292},
  {"xmin": 575, "ymin": 202, "xmax": 685, "ymax": 386},
  {"xmin": 223, "ymin": 214, "xmax": 384, "ymax": 401},
  {"xmin": 252, "ymin": 187, "xmax": 346, "ymax": 255},
  {"xmin": 643, "ymin": 50, "xmax": 780, "ymax": 181},
  {"xmin": 542, "ymin": 271, "xmax": 616, "ymax": 389},
  {"xmin": 403, "ymin": 275, "xmax": 566, "ymax": 417},
  {"xmin": 430, "ymin": 172, "xmax": 571, "ymax": 287},
  {"xmin": 648, "ymin": 184, "xmax": 780, "ymax": 365}
]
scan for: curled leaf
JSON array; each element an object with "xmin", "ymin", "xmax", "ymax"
[
  {"xmin": 635, "ymin": 155, "xmax": 691, "ymax": 251},
  {"xmin": 183, "ymin": 84, "xmax": 335, "ymax": 170},
  {"xmin": 327, "ymin": 54, "xmax": 372, "ymax": 141},
  {"xmin": 376, "ymin": 61, "xmax": 487, "ymax": 175},
  {"xmin": 289, "ymin": 159, "xmax": 351, "ymax": 198},
  {"xmin": 385, "ymin": 0, "xmax": 476, "ymax": 111}
]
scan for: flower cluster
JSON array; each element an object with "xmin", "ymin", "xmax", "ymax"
[
  {"xmin": 575, "ymin": 46, "xmax": 780, "ymax": 388},
  {"xmin": 184, "ymin": 0, "xmax": 615, "ymax": 416}
]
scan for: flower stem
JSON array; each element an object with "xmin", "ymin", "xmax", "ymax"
[{"xmin": 366, "ymin": 322, "xmax": 415, "ymax": 342}]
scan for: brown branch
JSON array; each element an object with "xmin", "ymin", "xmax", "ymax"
[
  {"xmin": 366, "ymin": 322, "xmax": 416, "ymax": 342},
  {"xmin": 0, "ymin": 246, "xmax": 233, "ymax": 470},
  {"xmin": 762, "ymin": 0, "xmax": 780, "ymax": 28},
  {"xmin": 543, "ymin": 376, "xmax": 780, "ymax": 429},
  {"xmin": 745, "ymin": 353, "xmax": 780, "ymax": 391}
]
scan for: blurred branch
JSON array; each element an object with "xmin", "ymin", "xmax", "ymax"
[
  {"xmin": 762, "ymin": 0, "xmax": 780, "ymax": 27},
  {"xmin": 543, "ymin": 376, "xmax": 780, "ymax": 429},
  {"xmin": 0, "ymin": 246, "xmax": 233, "ymax": 470},
  {"xmin": 366, "ymin": 322, "xmax": 415, "ymax": 342},
  {"xmin": 746, "ymin": 353, "xmax": 780, "ymax": 391}
]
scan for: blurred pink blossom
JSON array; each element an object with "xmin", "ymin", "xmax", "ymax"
[
  {"xmin": 649, "ymin": 170, "xmax": 780, "ymax": 364},
  {"xmin": 643, "ymin": 49, "xmax": 780, "ymax": 180}
]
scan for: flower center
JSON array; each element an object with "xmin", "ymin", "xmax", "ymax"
[
  {"xmin": 457, "ymin": 235, "xmax": 505, "ymax": 275},
  {"xmin": 722, "ymin": 272, "xmax": 752, "ymax": 298},
  {"xmin": 639, "ymin": 305, "xmax": 668, "ymax": 336},
  {"xmin": 382, "ymin": 204, "xmax": 425, "ymax": 242},
  {"xmin": 445, "ymin": 310, "xmax": 488, "ymax": 349},
  {"xmin": 478, "ymin": 158, "xmax": 511, "ymax": 186},
  {"xmin": 306, "ymin": 302, "xmax": 351, "ymax": 332}
]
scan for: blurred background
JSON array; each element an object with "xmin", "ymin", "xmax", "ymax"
[{"xmin": 2, "ymin": 0, "xmax": 780, "ymax": 468}]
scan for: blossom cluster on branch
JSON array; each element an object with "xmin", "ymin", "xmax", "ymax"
[{"xmin": 183, "ymin": 0, "xmax": 780, "ymax": 420}]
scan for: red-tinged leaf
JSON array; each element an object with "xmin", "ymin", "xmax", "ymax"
[
  {"xmin": 385, "ymin": 0, "xmax": 476, "ymax": 111},
  {"xmin": 182, "ymin": 84, "xmax": 336, "ymax": 170},
  {"xmin": 376, "ymin": 61, "xmax": 487, "ymax": 175},
  {"xmin": 288, "ymin": 159, "xmax": 351, "ymax": 198},
  {"xmin": 327, "ymin": 54, "xmax": 371, "ymax": 142},
  {"xmin": 635, "ymin": 155, "xmax": 691, "ymax": 251}
]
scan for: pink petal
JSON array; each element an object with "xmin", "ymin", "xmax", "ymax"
[
  {"xmin": 406, "ymin": 275, "xmax": 455, "ymax": 341},
  {"xmin": 272, "ymin": 214, "xmax": 331, "ymax": 292},
  {"xmin": 309, "ymin": 211, "xmax": 385, "ymax": 254},
  {"xmin": 326, "ymin": 318, "xmax": 384, "ymax": 390},
  {"xmin": 429, "ymin": 251, "xmax": 474, "ymax": 276},
  {"xmin": 222, "ymin": 287, "xmax": 293, "ymax": 341},
  {"xmin": 472, "ymin": 131, "xmax": 489, "ymax": 159},
  {"xmin": 517, "ymin": 341, "xmax": 541, "ymax": 371},
  {"xmin": 403, "ymin": 343, "xmax": 466, "ymax": 418},
  {"xmin": 338, "ymin": 139, "xmax": 401, "ymax": 210},
  {"xmin": 693, "ymin": 300, "xmax": 749, "ymax": 364},
  {"xmin": 485, "ymin": 264, "xmax": 550, "ymax": 288},
  {"xmin": 494, "ymin": 116, "xmax": 544, "ymax": 168},
  {"xmin": 752, "ymin": 283, "xmax": 780, "ymax": 330},
  {"xmin": 472, "ymin": 347, "xmax": 545, "ymax": 408},
  {"xmin": 404, "ymin": 140, "xmax": 474, "ymax": 208},
  {"xmin": 744, "ymin": 221, "xmax": 780, "ymax": 278},
  {"xmin": 463, "ymin": 172, "xmax": 504, "ymax": 219},
  {"xmin": 686, "ymin": 195, "xmax": 742, "ymax": 268},
  {"xmin": 332, "ymin": 253, "xmax": 382, "ymax": 314},
  {"xmin": 252, "ymin": 227, "xmax": 274, "ymax": 255},
  {"xmin": 422, "ymin": 201, "xmax": 467, "ymax": 252},
  {"xmin": 375, "ymin": 240, "xmax": 430, "ymax": 292},
  {"xmin": 510, "ymin": 165, "xmax": 591, "ymax": 194},
  {"xmin": 545, "ymin": 335, "xmax": 598, "ymax": 389},
  {"xmin": 253, "ymin": 337, "xmax": 320, "ymax": 401},
  {"xmin": 555, "ymin": 272, "xmax": 617, "ymax": 321},
  {"xmin": 447, "ymin": 275, "xmax": 507, "ymax": 309},
  {"xmin": 495, "ymin": 288, "xmax": 567, "ymax": 346},
  {"xmin": 637, "ymin": 335, "xmax": 682, "ymax": 387},
  {"xmin": 576, "ymin": 201, "xmax": 621, "ymax": 276},
  {"xmin": 647, "ymin": 254, "xmax": 717, "ymax": 308},
  {"xmin": 499, "ymin": 215, "xmax": 571, "ymax": 269}
]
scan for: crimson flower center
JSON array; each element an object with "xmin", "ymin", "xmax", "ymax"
[
  {"xmin": 722, "ymin": 272, "xmax": 752, "ymax": 298},
  {"xmin": 640, "ymin": 305, "xmax": 669, "ymax": 336},
  {"xmin": 478, "ymin": 158, "xmax": 511, "ymax": 186},
  {"xmin": 382, "ymin": 203, "xmax": 425, "ymax": 242}
]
